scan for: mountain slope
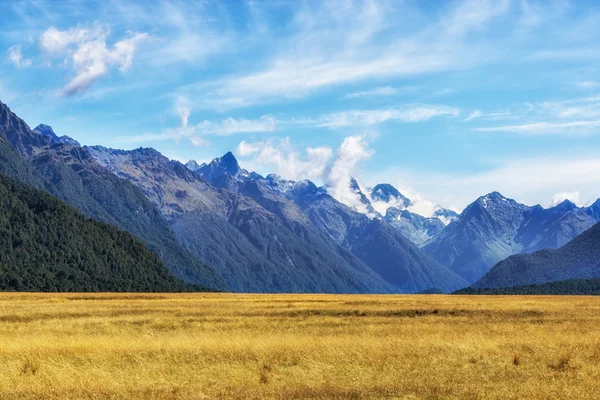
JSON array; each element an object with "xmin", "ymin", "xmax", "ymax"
[
  {"xmin": 331, "ymin": 179, "xmax": 457, "ymax": 245},
  {"xmin": 383, "ymin": 207, "xmax": 446, "ymax": 246},
  {"xmin": 88, "ymin": 146, "xmax": 398, "ymax": 294},
  {"xmin": 271, "ymin": 177, "xmax": 469, "ymax": 293},
  {"xmin": 472, "ymin": 222, "xmax": 600, "ymax": 289},
  {"xmin": 370, "ymin": 183, "xmax": 411, "ymax": 209},
  {"xmin": 33, "ymin": 124, "xmax": 80, "ymax": 146},
  {"xmin": 186, "ymin": 159, "xmax": 467, "ymax": 293},
  {"xmin": 0, "ymin": 100, "xmax": 226, "ymax": 290},
  {"xmin": 424, "ymin": 192, "xmax": 600, "ymax": 283},
  {"xmin": 0, "ymin": 172, "xmax": 195, "ymax": 292}
]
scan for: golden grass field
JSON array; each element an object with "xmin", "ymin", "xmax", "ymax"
[{"xmin": 1, "ymin": 293, "xmax": 599, "ymax": 399}]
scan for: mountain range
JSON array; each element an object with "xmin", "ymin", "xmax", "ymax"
[
  {"xmin": 471, "ymin": 221, "xmax": 600, "ymax": 289},
  {"xmin": 1, "ymin": 98, "xmax": 600, "ymax": 294},
  {"xmin": 423, "ymin": 192, "xmax": 600, "ymax": 283},
  {"xmin": 333, "ymin": 178, "xmax": 459, "ymax": 245},
  {"xmin": 89, "ymin": 146, "xmax": 467, "ymax": 293},
  {"xmin": 0, "ymin": 100, "xmax": 226, "ymax": 290}
]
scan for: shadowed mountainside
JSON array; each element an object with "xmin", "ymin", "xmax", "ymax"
[
  {"xmin": 0, "ymin": 172, "xmax": 196, "ymax": 292},
  {"xmin": 0, "ymin": 100, "xmax": 226, "ymax": 290},
  {"xmin": 471, "ymin": 222, "xmax": 600, "ymax": 289}
]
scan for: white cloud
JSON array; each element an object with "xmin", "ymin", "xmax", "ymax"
[
  {"xmin": 443, "ymin": 0, "xmax": 510, "ymax": 37},
  {"xmin": 551, "ymin": 191, "xmax": 581, "ymax": 207},
  {"xmin": 344, "ymin": 86, "xmax": 397, "ymax": 99},
  {"xmin": 324, "ymin": 135, "xmax": 374, "ymax": 214},
  {"xmin": 40, "ymin": 26, "xmax": 148, "ymax": 96},
  {"xmin": 529, "ymin": 49, "xmax": 600, "ymax": 61},
  {"xmin": 110, "ymin": 0, "xmax": 233, "ymax": 65},
  {"xmin": 464, "ymin": 110, "xmax": 482, "ymax": 121},
  {"xmin": 118, "ymin": 95, "xmax": 276, "ymax": 145},
  {"xmin": 197, "ymin": 115, "xmax": 276, "ymax": 136},
  {"xmin": 236, "ymin": 140, "xmax": 266, "ymax": 156},
  {"xmin": 234, "ymin": 134, "xmax": 375, "ymax": 215},
  {"xmin": 183, "ymin": 0, "xmax": 509, "ymax": 110},
  {"xmin": 472, "ymin": 95, "xmax": 600, "ymax": 135},
  {"xmin": 119, "ymin": 97, "xmax": 208, "ymax": 147},
  {"xmin": 314, "ymin": 104, "xmax": 460, "ymax": 128},
  {"xmin": 367, "ymin": 181, "xmax": 452, "ymax": 218},
  {"xmin": 235, "ymin": 138, "xmax": 333, "ymax": 181},
  {"xmin": 575, "ymin": 81, "xmax": 598, "ymax": 89},
  {"xmin": 474, "ymin": 120, "xmax": 600, "ymax": 134},
  {"xmin": 7, "ymin": 45, "xmax": 32, "ymax": 67}
]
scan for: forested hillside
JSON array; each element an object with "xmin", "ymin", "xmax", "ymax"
[
  {"xmin": 0, "ymin": 173, "xmax": 197, "ymax": 292},
  {"xmin": 456, "ymin": 278, "xmax": 600, "ymax": 295}
]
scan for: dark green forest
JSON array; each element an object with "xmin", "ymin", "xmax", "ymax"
[
  {"xmin": 0, "ymin": 173, "xmax": 199, "ymax": 292},
  {"xmin": 456, "ymin": 278, "xmax": 600, "ymax": 295}
]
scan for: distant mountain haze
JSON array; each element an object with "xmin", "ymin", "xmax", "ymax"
[
  {"xmin": 424, "ymin": 192, "xmax": 600, "ymax": 283},
  {"xmin": 471, "ymin": 222, "xmax": 600, "ymax": 289}
]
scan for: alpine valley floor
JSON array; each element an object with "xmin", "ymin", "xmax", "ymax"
[{"xmin": 1, "ymin": 293, "xmax": 600, "ymax": 399}]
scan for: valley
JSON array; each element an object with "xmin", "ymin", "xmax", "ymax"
[{"xmin": 1, "ymin": 293, "xmax": 600, "ymax": 399}]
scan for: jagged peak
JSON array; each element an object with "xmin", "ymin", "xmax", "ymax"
[
  {"xmin": 370, "ymin": 183, "xmax": 411, "ymax": 207},
  {"xmin": 371, "ymin": 183, "xmax": 401, "ymax": 196},
  {"xmin": 205, "ymin": 151, "xmax": 241, "ymax": 173},
  {"xmin": 221, "ymin": 151, "xmax": 237, "ymax": 162},
  {"xmin": 553, "ymin": 199, "xmax": 578, "ymax": 211},
  {"xmin": 86, "ymin": 145, "xmax": 164, "ymax": 159},
  {"xmin": 33, "ymin": 124, "xmax": 56, "ymax": 135},
  {"xmin": 480, "ymin": 191, "xmax": 506, "ymax": 201},
  {"xmin": 185, "ymin": 159, "xmax": 201, "ymax": 171},
  {"xmin": 474, "ymin": 191, "xmax": 512, "ymax": 207}
]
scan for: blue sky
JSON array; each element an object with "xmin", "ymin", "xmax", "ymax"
[{"xmin": 2, "ymin": 0, "xmax": 600, "ymax": 212}]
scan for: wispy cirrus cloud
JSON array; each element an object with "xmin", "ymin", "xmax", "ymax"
[
  {"xmin": 119, "ymin": 97, "xmax": 276, "ymax": 146},
  {"xmin": 344, "ymin": 86, "xmax": 398, "ymax": 99},
  {"xmin": 474, "ymin": 120, "xmax": 600, "ymax": 134},
  {"xmin": 122, "ymin": 101, "xmax": 459, "ymax": 146},
  {"xmin": 473, "ymin": 94, "xmax": 600, "ymax": 135},
  {"xmin": 312, "ymin": 104, "xmax": 460, "ymax": 128},
  {"xmin": 575, "ymin": 81, "xmax": 598, "ymax": 89},
  {"xmin": 197, "ymin": 115, "xmax": 276, "ymax": 136},
  {"xmin": 464, "ymin": 110, "xmax": 482, "ymax": 121},
  {"xmin": 180, "ymin": 0, "xmax": 511, "ymax": 110}
]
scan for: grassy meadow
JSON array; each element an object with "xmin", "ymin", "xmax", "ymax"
[{"xmin": 0, "ymin": 293, "xmax": 599, "ymax": 399}]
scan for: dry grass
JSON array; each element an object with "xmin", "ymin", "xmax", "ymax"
[{"xmin": 0, "ymin": 293, "xmax": 599, "ymax": 399}]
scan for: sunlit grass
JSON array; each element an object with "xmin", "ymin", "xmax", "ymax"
[{"xmin": 0, "ymin": 293, "xmax": 599, "ymax": 399}]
